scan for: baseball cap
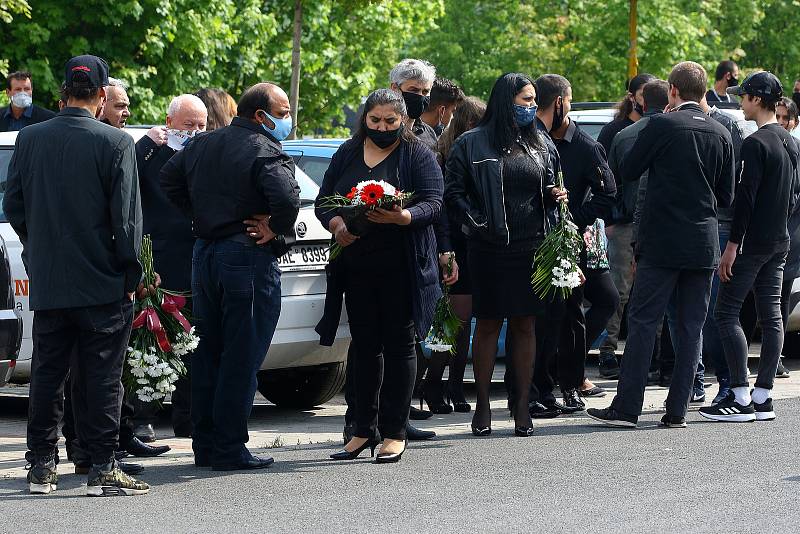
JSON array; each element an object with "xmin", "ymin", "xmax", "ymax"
[
  {"xmin": 726, "ymin": 71, "xmax": 783, "ymax": 101},
  {"xmin": 64, "ymin": 55, "xmax": 110, "ymax": 89}
]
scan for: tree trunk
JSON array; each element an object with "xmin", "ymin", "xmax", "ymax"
[
  {"xmin": 627, "ymin": 0, "xmax": 638, "ymax": 80},
  {"xmin": 288, "ymin": 0, "xmax": 302, "ymax": 139}
]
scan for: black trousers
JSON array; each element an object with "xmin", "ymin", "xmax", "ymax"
[
  {"xmin": 27, "ymin": 299, "xmax": 133, "ymax": 465},
  {"xmin": 343, "ymin": 249, "xmax": 416, "ymax": 441}
]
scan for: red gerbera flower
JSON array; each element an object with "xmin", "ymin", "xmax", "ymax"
[
  {"xmin": 346, "ymin": 187, "xmax": 357, "ymax": 200},
  {"xmin": 360, "ymin": 183, "xmax": 385, "ymax": 206}
]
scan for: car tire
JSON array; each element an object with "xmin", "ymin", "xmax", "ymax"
[{"xmin": 257, "ymin": 361, "xmax": 347, "ymax": 409}]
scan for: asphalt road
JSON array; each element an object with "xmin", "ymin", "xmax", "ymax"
[{"xmin": 1, "ymin": 391, "xmax": 798, "ymax": 533}]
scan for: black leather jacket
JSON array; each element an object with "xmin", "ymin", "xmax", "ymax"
[{"xmin": 444, "ymin": 126, "xmax": 556, "ymax": 246}]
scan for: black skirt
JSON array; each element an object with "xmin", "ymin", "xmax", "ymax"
[{"xmin": 468, "ymin": 242, "xmax": 546, "ymax": 319}]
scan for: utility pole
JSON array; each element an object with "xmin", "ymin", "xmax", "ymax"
[
  {"xmin": 288, "ymin": 0, "xmax": 302, "ymax": 139},
  {"xmin": 627, "ymin": 0, "xmax": 638, "ymax": 80}
]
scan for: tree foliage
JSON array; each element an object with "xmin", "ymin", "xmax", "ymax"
[{"xmin": 0, "ymin": 1, "xmax": 797, "ymax": 133}]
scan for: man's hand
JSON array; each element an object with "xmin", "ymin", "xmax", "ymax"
[
  {"xmin": 329, "ymin": 216, "xmax": 358, "ymax": 247},
  {"xmin": 439, "ymin": 253, "xmax": 459, "ymax": 286},
  {"xmin": 146, "ymin": 126, "xmax": 168, "ymax": 146},
  {"xmin": 244, "ymin": 214, "xmax": 276, "ymax": 245},
  {"xmin": 551, "ymin": 187, "xmax": 569, "ymax": 204},
  {"xmin": 366, "ymin": 205, "xmax": 412, "ymax": 225},
  {"xmin": 719, "ymin": 242, "xmax": 738, "ymax": 283},
  {"xmin": 135, "ymin": 272, "xmax": 161, "ymax": 300}
]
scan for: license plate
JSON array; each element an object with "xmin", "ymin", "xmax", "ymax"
[{"xmin": 277, "ymin": 244, "xmax": 329, "ymax": 272}]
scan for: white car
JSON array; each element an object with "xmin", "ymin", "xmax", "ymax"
[
  {"xmin": 0, "ymin": 127, "xmax": 349, "ymax": 408},
  {"xmin": 570, "ymin": 105, "xmax": 800, "ymax": 332}
]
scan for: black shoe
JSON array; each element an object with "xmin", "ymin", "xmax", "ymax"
[
  {"xmin": 599, "ymin": 354, "xmax": 620, "ymax": 379},
  {"xmin": 375, "ymin": 439, "xmax": 407, "ymax": 464},
  {"xmin": 514, "ymin": 426, "xmax": 534, "ymax": 437},
  {"xmin": 579, "ymin": 386, "xmax": 606, "ymax": 398},
  {"xmin": 698, "ymin": 391, "xmax": 755, "ymax": 422},
  {"xmin": 586, "ymin": 407, "xmax": 637, "ymax": 428},
  {"xmin": 406, "ymin": 423, "xmax": 435, "ymax": 441},
  {"xmin": 86, "ymin": 462, "xmax": 150, "ymax": 496},
  {"xmin": 529, "ymin": 401, "xmax": 561, "ymax": 419},
  {"xmin": 561, "ymin": 390, "xmax": 586, "ymax": 412},
  {"xmin": 659, "ymin": 414, "xmax": 687, "ymax": 428},
  {"xmin": 173, "ymin": 422, "xmax": 192, "ymax": 438},
  {"xmin": 330, "ymin": 438, "xmax": 379, "ymax": 460},
  {"xmin": 776, "ymin": 359, "xmax": 791, "ymax": 379},
  {"xmin": 114, "ymin": 450, "xmax": 130, "ymax": 461},
  {"xmin": 447, "ymin": 385, "xmax": 472, "ymax": 413},
  {"xmin": 133, "ymin": 424, "xmax": 156, "ymax": 443},
  {"xmin": 27, "ymin": 457, "xmax": 58, "ymax": 495},
  {"xmin": 125, "ymin": 436, "xmax": 171, "ymax": 458},
  {"xmin": 212, "ymin": 455, "xmax": 274, "ymax": 471},
  {"xmin": 75, "ymin": 461, "xmax": 144, "ymax": 476},
  {"xmin": 423, "ymin": 391, "xmax": 453, "ymax": 415},
  {"xmin": 409, "ymin": 405, "xmax": 433, "ymax": 420},
  {"xmin": 754, "ymin": 397, "xmax": 776, "ymax": 421}
]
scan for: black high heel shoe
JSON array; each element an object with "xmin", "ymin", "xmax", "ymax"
[
  {"xmin": 470, "ymin": 411, "xmax": 492, "ymax": 436},
  {"xmin": 446, "ymin": 385, "xmax": 471, "ymax": 413},
  {"xmin": 330, "ymin": 438, "xmax": 379, "ymax": 460},
  {"xmin": 514, "ymin": 426, "xmax": 534, "ymax": 437},
  {"xmin": 375, "ymin": 438, "xmax": 408, "ymax": 464},
  {"xmin": 423, "ymin": 384, "xmax": 453, "ymax": 415}
]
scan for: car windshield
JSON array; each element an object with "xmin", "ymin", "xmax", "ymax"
[{"xmin": 0, "ymin": 146, "xmax": 319, "ymax": 220}]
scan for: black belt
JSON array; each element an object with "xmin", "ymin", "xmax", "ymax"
[{"xmin": 221, "ymin": 233, "xmax": 260, "ymax": 247}]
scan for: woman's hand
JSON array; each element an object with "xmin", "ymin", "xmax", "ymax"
[
  {"xmin": 366, "ymin": 205, "xmax": 412, "ymax": 225},
  {"xmin": 439, "ymin": 253, "xmax": 459, "ymax": 286},
  {"xmin": 329, "ymin": 216, "xmax": 358, "ymax": 247},
  {"xmin": 551, "ymin": 187, "xmax": 569, "ymax": 204}
]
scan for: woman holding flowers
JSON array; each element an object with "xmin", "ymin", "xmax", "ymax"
[
  {"xmin": 315, "ymin": 89, "xmax": 442, "ymax": 463},
  {"xmin": 445, "ymin": 73, "xmax": 565, "ymax": 437}
]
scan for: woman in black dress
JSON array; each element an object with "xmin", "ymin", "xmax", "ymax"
[
  {"xmin": 315, "ymin": 89, "xmax": 442, "ymax": 463},
  {"xmin": 445, "ymin": 73, "xmax": 564, "ymax": 436}
]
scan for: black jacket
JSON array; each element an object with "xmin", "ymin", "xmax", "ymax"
[
  {"xmin": 0, "ymin": 104, "xmax": 55, "ymax": 132},
  {"xmin": 553, "ymin": 120, "xmax": 617, "ymax": 229},
  {"xmin": 314, "ymin": 138, "xmax": 443, "ymax": 343},
  {"xmin": 621, "ymin": 103, "xmax": 735, "ymax": 269},
  {"xmin": 444, "ymin": 126, "xmax": 556, "ymax": 247},
  {"xmin": 730, "ymin": 123, "xmax": 800, "ymax": 255},
  {"xmin": 136, "ymin": 136, "xmax": 194, "ymax": 291},
  {"xmin": 160, "ymin": 117, "xmax": 301, "ymax": 242},
  {"xmin": 3, "ymin": 107, "xmax": 142, "ymax": 310}
]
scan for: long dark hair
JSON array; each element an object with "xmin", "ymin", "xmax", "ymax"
[
  {"xmin": 437, "ymin": 96, "xmax": 486, "ymax": 161},
  {"xmin": 614, "ymin": 73, "xmax": 656, "ymax": 121},
  {"xmin": 478, "ymin": 72, "xmax": 542, "ymax": 152},
  {"xmin": 355, "ymin": 88, "xmax": 416, "ymax": 144}
]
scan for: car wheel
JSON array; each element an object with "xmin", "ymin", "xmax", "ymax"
[{"xmin": 257, "ymin": 361, "xmax": 347, "ymax": 409}]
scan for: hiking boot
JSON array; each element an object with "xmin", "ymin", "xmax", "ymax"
[
  {"xmin": 86, "ymin": 461, "xmax": 150, "ymax": 497},
  {"xmin": 27, "ymin": 457, "xmax": 58, "ymax": 495}
]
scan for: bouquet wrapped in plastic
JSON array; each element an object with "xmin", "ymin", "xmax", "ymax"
[{"xmin": 424, "ymin": 254, "xmax": 463, "ymax": 354}]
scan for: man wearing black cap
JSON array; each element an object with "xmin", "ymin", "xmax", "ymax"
[
  {"xmin": 700, "ymin": 72, "xmax": 800, "ymax": 423},
  {"xmin": 5, "ymin": 55, "xmax": 150, "ymax": 496}
]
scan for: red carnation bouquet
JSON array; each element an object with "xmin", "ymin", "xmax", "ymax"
[
  {"xmin": 123, "ymin": 235, "xmax": 198, "ymax": 404},
  {"xmin": 318, "ymin": 179, "xmax": 413, "ymax": 260}
]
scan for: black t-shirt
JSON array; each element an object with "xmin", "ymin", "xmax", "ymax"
[
  {"xmin": 597, "ymin": 117, "xmax": 634, "ymax": 155},
  {"xmin": 335, "ymin": 143, "xmax": 403, "ymax": 255}
]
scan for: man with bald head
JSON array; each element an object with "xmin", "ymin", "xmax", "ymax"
[
  {"xmin": 135, "ymin": 94, "xmax": 208, "ymax": 437},
  {"xmin": 161, "ymin": 83, "xmax": 300, "ymax": 470}
]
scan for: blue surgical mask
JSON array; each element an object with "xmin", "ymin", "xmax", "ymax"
[
  {"xmin": 259, "ymin": 110, "xmax": 293, "ymax": 141},
  {"xmin": 513, "ymin": 104, "xmax": 537, "ymax": 127}
]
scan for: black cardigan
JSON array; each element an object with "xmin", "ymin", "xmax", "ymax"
[{"xmin": 314, "ymin": 137, "xmax": 443, "ymax": 343}]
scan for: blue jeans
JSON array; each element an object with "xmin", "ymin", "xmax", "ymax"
[{"xmin": 190, "ymin": 239, "xmax": 281, "ymax": 466}]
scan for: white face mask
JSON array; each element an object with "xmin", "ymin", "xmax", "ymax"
[
  {"xmin": 166, "ymin": 129, "xmax": 199, "ymax": 151},
  {"xmin": 11, "ymin": 92, "xmax": 32, "ymax": 109}
]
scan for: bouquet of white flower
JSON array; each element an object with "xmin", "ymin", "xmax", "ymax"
[
  {"xmin": 531, "ymin": 171, "xmax": 584, "ymax": 299},
  {"xmin": 123, "ymin": 236, "xmax": 199, "ymax": 404}
]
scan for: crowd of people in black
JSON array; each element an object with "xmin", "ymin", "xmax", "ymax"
[{"xmin": 4, "ymin": 52, "xmax": 800, "ymax": 495}]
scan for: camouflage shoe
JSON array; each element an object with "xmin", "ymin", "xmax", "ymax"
[
  {"xmin": 86, "ymin": 462, "xmax": 150, "ymax": 497},
  {"xmin": 27, "ymin": 457, "xmax": 58, "ymax": 494}
]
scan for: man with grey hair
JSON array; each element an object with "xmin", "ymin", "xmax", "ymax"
[
  {"xmin": 135, "ymin": 94, "xmax": 208, "ymax": 438},
  {"xmin": 389, "ymin": 58, "xmax": 438, "ymax": 149},
  {"xmin": 99, "ymin": 77, "xmax": 130, "ymax": 128}
]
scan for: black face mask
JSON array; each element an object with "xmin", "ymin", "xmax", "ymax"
[
  {"xmin": 728, "ymin": 76, "xmax": 739, "ymax": 87},
  {"xmin": 365, "ymin": 123, "xmax": 404, "ymax": 149},
  {"xmin": 551, "ymin": 99, "xmax": 565, "ymax": 132},
  {"xmin": 402, "ymin": 91, "xmax": 430, "ymax": 120}
]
